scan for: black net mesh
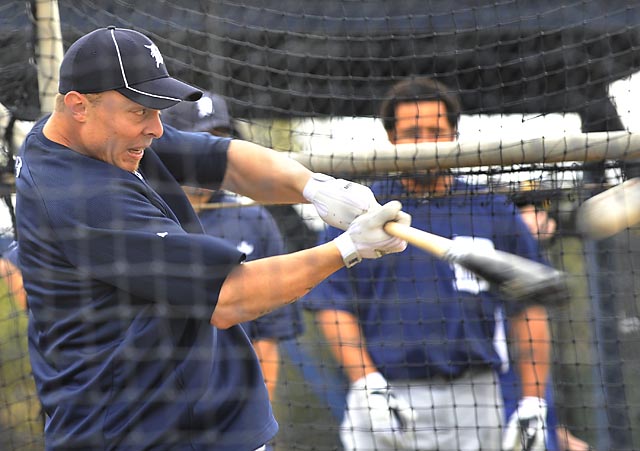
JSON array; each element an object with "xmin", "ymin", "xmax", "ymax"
[{"xmin": 1, "ymin": 1, "xmax": 639, "ymax": 450}]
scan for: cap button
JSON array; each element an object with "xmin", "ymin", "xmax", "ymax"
[{"xmin": 107, "ymin": 25, "xmax": 116, "ymax": 30}]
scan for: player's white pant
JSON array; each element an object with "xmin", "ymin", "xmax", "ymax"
[{"xmin": 340, "ymin": 369, "xmax": 503, "ymax": 451}]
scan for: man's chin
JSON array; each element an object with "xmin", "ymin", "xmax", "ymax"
[
  {"xmin": 412, "ymin": 172, "xmax": 436, "ymax": 186},
  {"xmin": 117, "ymin": 161, "xmax": 141, "ymax": 173},
  {"xmin": 411, "ymin": 171, "xmax": 443, "ymax": 189},
  {"xmin": 404, "ymin": 170, "xmax": 453, "ymax": 196}
]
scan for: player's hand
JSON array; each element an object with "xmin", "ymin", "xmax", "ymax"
[
  {"xmin": 342, "ymin": 372, "xmax": 417, "ymax": 449},
  {"xmin": 502, "ymin": 397, "xmax": 548, "ymax": 451},
  {"xmin": 333, "ymin": 201, "xmax": 411, "ymax": 267},
  {"xmin": 303, "ymin": 173, "xmax": 380, "ymax": 230}
]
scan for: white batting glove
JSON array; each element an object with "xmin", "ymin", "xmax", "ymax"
[
  {"xmin": 342, "ymin": 372, "xmax": 417, "ymax": 450},
  {"xmin": 333, "ymin": 201, "xmax": 411, "ymax": 267},
  {"xmin": 502, "ymin": 397, "xmax": 548, "ymax": 451},
  {"xmin": 303, "ymin": 173, "xmax": 380, "ymax": 230}
]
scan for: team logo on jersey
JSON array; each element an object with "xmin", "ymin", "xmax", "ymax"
[
  {"xmin": 144, "ymin": 43, "xmax": 164, "ymax": 68},
  {"xmin": 237, "ymin": 240, "xmax": 254, "ymax": 255},
  {"xmin": 15, "ymin": 156, "xmax": 22, "ymax": 178},
  {"xmin": 450, "ymin": 236, "xmax": 493, "ymax": 294}
]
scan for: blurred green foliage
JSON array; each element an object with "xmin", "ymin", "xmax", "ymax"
[{"xmin": 0, "ymin": 278, "xmax": 43, "ymax": 450}]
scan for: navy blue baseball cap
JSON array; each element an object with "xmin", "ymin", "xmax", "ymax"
[
  {"xmin": 59, "ymin": 26, "xmax": 202, "ymax": 110},
  {"xmin": 162, "ymin": 91, "xmax": 237, "ymax": 135}
]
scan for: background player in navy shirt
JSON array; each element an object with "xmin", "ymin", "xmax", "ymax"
[
  {"xmin": 305, "ymin": 77, "xmax": 552, "ymax": 451},
  {"xmin": 163, "ymin": 92, "xmax": 303, "ymax": 405},
  {"xmin": 15, "ymin": 27, "xmax": 411, "ymax": 450},
  {"xmin": 505, "ymin": 191, "xmax": 592, "ymax": 451},
  {"xmin": 0, "ymin": 242, "xmax": 25, "ymax": 311}
]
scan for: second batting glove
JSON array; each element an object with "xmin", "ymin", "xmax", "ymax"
[
  {"xmin": 341, "ymin": 372, "xmax": 417, "ymax": 450},
  {"xmin": 333, "ymin": 200, "xmax": 411, "ymax": 267},
  {"xmin": 502, "ymin": 397, "xmax": 548, "ymax": 451},
  {"xmin": 303, "ymin": 173, "xmax": 380, "ymax": 230}
]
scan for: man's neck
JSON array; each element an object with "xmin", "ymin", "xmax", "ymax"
[
  {"xmin": 400, "ymin": 173, "xmax": 454, "ymax": 197},
  {"xmin": 43, "ymin": 113, "xmax": 74, "ymax": 149}
]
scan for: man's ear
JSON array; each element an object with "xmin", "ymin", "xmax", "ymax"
[
  {"xmin": 386, "ymin": 129, "xmax": 395, "ymax": 144},
  {"xmin": 64, "ymin": 92, "xmax": 89, "ymax": 121}
]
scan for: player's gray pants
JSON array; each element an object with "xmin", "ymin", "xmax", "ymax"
[{"xmin": 340, "ymin": 369, "xmax": 504, "ymax": 451}]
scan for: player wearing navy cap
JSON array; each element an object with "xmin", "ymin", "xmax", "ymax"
[
  {"xmin": 503, "ymin": 191, "xmax": 592, "ymax": 451},
  {"xmin": 15, "ymin": 27, "xmax": 410, "ymax": 450},
  {"xmin": 305, "ymin": 77, "xmax": 552, "ymax": 451},
  {"xmin": 161, "ymin": 90, "xmax": 237, "ymax": 137},
  {"xmin": 163, "ymin": 93, "xmax": 303, "ymax": 411}
]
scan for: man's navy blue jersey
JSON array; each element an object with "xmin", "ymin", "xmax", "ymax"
[
  {"xmin": 198, "ymin": 191, "xmax": 303, "ymax": 341},
  {"xmin": 305, "ymin": 178, "xmax": 547, "ymax": 381},
  {"xmin": 15, "ymin": 119, "xmax": 278, "ymax": 450}
]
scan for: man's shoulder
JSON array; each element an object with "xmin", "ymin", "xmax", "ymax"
[{"xmin": 22, "ymin": 144, "xmax": 130, "ymax": 187}]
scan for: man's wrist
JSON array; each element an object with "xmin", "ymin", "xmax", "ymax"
[
  {"xmin": 302, "ymin": 172, "xmax": 334, "ymax": 201},
  {"xmin": 333, "ymin": 233, "xmax": 362, "ymax": 268},
  {"xmin": 519, "ymin": 396, "xmax": 547, "ymax": 408},
  {"xmin": 352, "ymin": 371, "xmax": 388, "ymax": 391}
]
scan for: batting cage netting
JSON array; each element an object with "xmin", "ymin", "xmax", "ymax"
[{"xmin": 1, "ymin": 1, "xmax": 640, "ymax": 450}]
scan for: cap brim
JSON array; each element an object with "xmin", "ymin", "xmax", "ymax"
[{"xmin": 117, "ymin": 76, "xmax": 202, "ymax": 110}]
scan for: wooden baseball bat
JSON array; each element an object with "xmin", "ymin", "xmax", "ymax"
[
  {"xmin": 576, "ymin": 177, "xmax": 640, "ymax": 240},
  {"xmin": 383, "ymin": 222, "xmax": 451, "ymax": 259},
  {"xmin": 383, "ymin": 222, "xmax": 569, "ymax": 306}
]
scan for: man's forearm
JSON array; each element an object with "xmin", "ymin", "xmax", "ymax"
[
  {"xmin": 221, "ymin": 140, "xmax": 311, "ymax": 204},
  {"xmin": 316, "ymin": 309, "xmax": 378, "ymax": 383},
  {"xmin": 212, "ymin": 242, "xmax": 343, "ymax": 329},
  {"xmin": 513, "ymin": 305, "xmax": 551, "ymax": 398},
  {"xmin": 252, "ymin": 339, "xmax": 280, "ymax": 402}
]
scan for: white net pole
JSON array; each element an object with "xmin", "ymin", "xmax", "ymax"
[
  {"xmin": 289, "ymin": 131, "xmax": 640, "ymax": 174},
  {"xmin": 35, "ymin": 0, "xmax": 63, "ymax": 114}
]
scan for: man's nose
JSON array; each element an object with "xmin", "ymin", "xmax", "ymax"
[{"xmin": 146, "ymin": 111, "xmax": 164, "ymax": 138}]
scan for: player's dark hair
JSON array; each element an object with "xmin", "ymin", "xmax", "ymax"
[{"xmin": 380, "ymin": 77, "xmax": 461, "ymax": 133}]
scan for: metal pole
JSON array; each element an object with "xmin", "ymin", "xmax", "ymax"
[
  {"xmin": 35, "ymin": 0, "xmax": 64, "ymax": 114},
  {"xmin": 580, "ymin": 91, "xmax": 633, "ymax": 451}
]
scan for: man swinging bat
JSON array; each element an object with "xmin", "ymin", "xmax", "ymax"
[{"xmin": 15, "ymin": 27, "xmax": 410, "ymax": 451}]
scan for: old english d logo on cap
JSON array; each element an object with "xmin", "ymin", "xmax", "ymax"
[
  {"xmin": 145, "ymin": 43, "xmax": 164, "ymax": 68},
  {"xmin": 59, "ymin": 26, "xmax": 202, "ymax": 110}
]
